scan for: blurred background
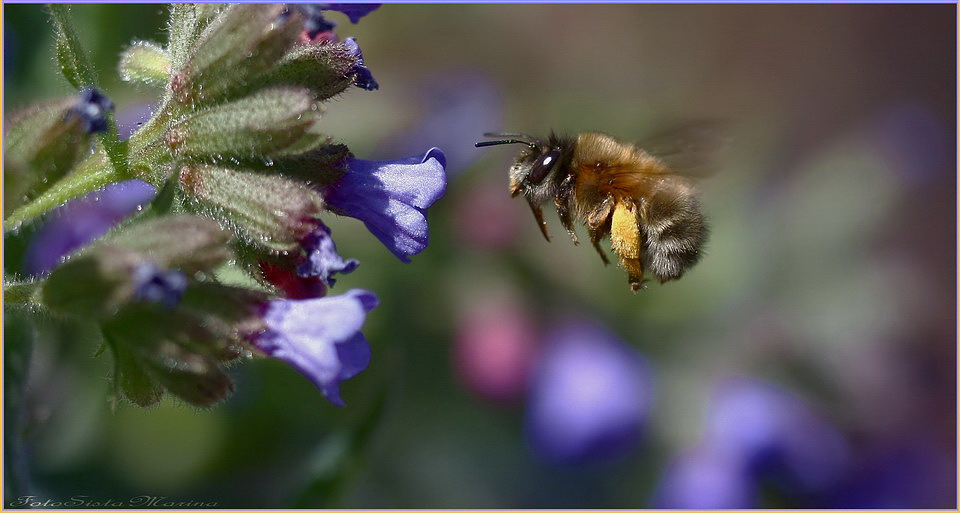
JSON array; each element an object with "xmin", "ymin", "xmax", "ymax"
[{"xmin": 4, "ymin": 4, "xmax": 956, "ymax": 508}]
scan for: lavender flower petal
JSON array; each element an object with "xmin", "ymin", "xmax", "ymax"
[
  {"xmin": 255, "ymin": 289, "xmax": 378, "ymax": 406},
  {"xmin": 323, "ymin": 148, "xmax": 446, "ymax": 262},
  {"xmin": 297, "ymin": 222, "xmax": 359, "ymax": 287},
  {"xmin": 343, "ymin": 37, "xmax": 378, "ymax": 91}
]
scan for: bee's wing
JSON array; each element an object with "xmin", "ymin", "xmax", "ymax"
[{"xmin": 638, "ymin": 121, "xmax": 730, "ymax": 178}]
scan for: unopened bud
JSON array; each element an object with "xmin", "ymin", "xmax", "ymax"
[
  {"xmin": 180, "ymin": 163, "xmax": 323, "ymax": 251},
  {"xmin": 167, "ymin": 87, "xmax": 325, "ymax": 159},
  {"xmin": 172, "ymin": 4, "xmax": 303, "ymax": 106}
]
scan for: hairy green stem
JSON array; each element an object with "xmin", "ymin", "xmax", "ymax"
[
  {"xmin": 3, "ymin": 150, "xmax": 127, "ymax": 230},
  {"xmin": 3, "ymin": 281, "xmax": 43, "ymax": 307}
]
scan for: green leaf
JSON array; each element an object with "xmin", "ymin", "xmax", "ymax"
[
  {"xmin": 49, "ymin": 4, "xmax": 96, "ymax": 89},
  {"xmin": 119, "ymin": 41, "xmax": 171, "ymax": 87}
]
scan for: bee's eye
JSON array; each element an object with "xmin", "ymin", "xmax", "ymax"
[{"xmin": 528, "ymin": 149, "xmax": 560, "ymax": 184}]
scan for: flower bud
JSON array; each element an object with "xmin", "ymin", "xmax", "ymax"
[
  {"xmin": 4, "ymin": 96, "xmax": 97, "ymax": 208},
  {"xmin": 251, "ymin": 41, "xmax": 356, "ymax": 100},
  {"xmin": 41, "ymin": 215, "xmax": 231, "ymax": 318},
  {"xmin": 106, "ymin": 215, "xmax": 233, "ymax": 273},
  {"xmin": 104, "ymin": 305, "xmax": 236, "ymax": 407},
  {"xmin": 179, "ymin": 163, "xmax": 324, "ymax": 251},
  {"xmin": 119, "ymin": 41, "xmax": 171, "ymax": 87},
  {"xmin": 171, "ymin": 4, "xmax": 303, "ymax": 106},
  {"xmin": 167, "ymin": 87, "xmax": 325, "ymax": 159}
]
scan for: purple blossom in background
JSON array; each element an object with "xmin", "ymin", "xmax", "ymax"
[
  {"xmin": 297, "ymin": 222, "xmax": 359, "ymax": 287},
  {"xmin": 131, "ymin": 262, "xmax": 188, "ymax": 308},
  {"xmin": 23, "ymin": 179, "xmax": 157, "ymax": 276},
  {"xmin": 651, "ymin": 445, "xmax": 757, "ymax": 509},
  {"xmin": 704, "ymin": 377, "xmax": 850, "ymax": 495},
  {"xmin": 343, "ymin": 37, "xmax": 378, "ymax": 91},
  {"xmin": 524, "ymin": 319, "xmax": 653, "ymax": 465},
  {"xmin": 653, "ymin": 377, "xmax": 851, "ymax": 508},
  {"xmin": 254, "ymin": 289, "xmax": 378, "ymax": 407},
  {"xmin": 322, "ymin": 148, "xmax": 446, "ymax": 262}
]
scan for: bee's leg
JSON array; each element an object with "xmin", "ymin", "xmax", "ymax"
[
  {"xmin": 609, "ymin": 199, "xmax": 647, "ymax": 292},
  {"xmin": 526, "ymin": 198, "xmax": 551, "ymax": 241},
  {"xmin": 586, "ymin": 196, "xmax": 614, "ymax": 266},
  {"xmin": 555, "ymin": 174, "xmax": 580, "ymax": 245}
]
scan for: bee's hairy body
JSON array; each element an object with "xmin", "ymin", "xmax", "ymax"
[{"xmin": 493, "ymin": 131, "xmax": 707, "ymax": 291}]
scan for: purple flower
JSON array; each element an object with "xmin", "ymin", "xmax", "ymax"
[
  {"xmin": 704, "ymin": 377, "xmax": 849, "ymax": 495},
  {"xmin": 296, "ymin": 222, "xmax": 359, "ymax": 287},
  {"xmin": 70, "ymin": 86, "xmax": 114, "ymax": 134},
  {"xmin": 320, "ymin": 3, "xmax": 382, "ymax": 23},
  {"xmin": 285, "ymin": 4, "xmax": 380, "ymax": 39},
  {"xmin": 651, "ymin": 445, "xmax": 757, "ymax": 509},
  {"xmin": 322, "ymin": 148, "xmax": 446, "ymax": 262},
  {"xmin": 131, "ymin": 262, "xmax": 188, "ymax": 308},
  {"xmin": 254, "ymin": 289, "xmax": 378, "ymax": 406},
  {"xmin": 654, "ymin": 377, "xmax": 851, "ymax": 508},
  {"xmin": 343, "ymin": 37, "xmax": 378, "ymax": 91},
  {"xmin": 524, "ymin": 319, "xmax": 653, "ymax": 465},
  {"xmin": 24, "ymin": 179, "xmax": 157, "ymax": 276}
]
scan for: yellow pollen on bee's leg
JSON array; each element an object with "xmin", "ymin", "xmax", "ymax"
[{"xmin": 610, "ymin": 200, "xmax": 645, "ymax": 291}]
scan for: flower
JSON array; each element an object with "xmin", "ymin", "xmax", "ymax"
[
  {"xmin": 24, "ymin": 179, "xmax": 157, "ymax": 276},
  {"xmin": 320, "ymin": 3, "xmax": 382, "ymax": 23},
  {"xmin": 285, "ymin": 3, "xmax": 381, "ymax": 39},
  {"xmin": 253, "ymin": 289, "xmax": 378, "ymax": 406},
  {"xmin": 70, "ymin": 86, "xmax": 114, "ymax": 134},
  {"xmin": 322, "ymin": 147, "xmax": 446, "ymax": 262},
  {"xmin": 131, "ymin": 262, "xmax": 189, "ymax": 308},
  {"xmin": 297, "ymin": 221, "xmax": 359, "ymax": 287},
  {"xmin": 651, "ymin": 444, "xmax": 757, "ymax": 509},
  {"xmin": 343, "ymin": 37, "xmax": 378, "ymax": 91},
  {"xmin": 703, "ymin": 378, "xmax": 849, "ymax": 495},
  {"xmin": 257, "ymin": 221, "xmax": 358, "ymax": 299},
  {"xmin": 524, "ymin": 319, "xmax": 653, "ymax": 465},
  {"xmin": 653, "ymin": 377, "xmax": 851, "ymax": 508},
  {"xmin": 453, "ymin": 294, "xmax": 539, "ymax": 404}
]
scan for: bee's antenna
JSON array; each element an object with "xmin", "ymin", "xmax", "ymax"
[{"xmin": 475, "ymin": 139, "xmax": 537, "ymax": 148}]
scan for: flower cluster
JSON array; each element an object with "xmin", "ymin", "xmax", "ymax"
[{"xmin": 4, "ymin": 4, "xmax": 446, "ymax": 408}]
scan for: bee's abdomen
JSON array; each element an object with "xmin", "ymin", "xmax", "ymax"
[{"xmin": 642, "ymin": 188, "xmax": 708, "ymax": 283}]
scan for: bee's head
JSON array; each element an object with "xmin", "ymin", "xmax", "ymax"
[{"xmin": 476, "ymin": 132, "xmax": 570, "ymax": 198}]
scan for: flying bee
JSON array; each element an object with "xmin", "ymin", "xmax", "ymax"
[{"xmin": 476, "ymin": 127, "xmax": 720, "ymax": 292}]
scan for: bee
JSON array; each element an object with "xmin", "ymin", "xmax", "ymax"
[{"xmin": 476, "ymin": 127, "xmax": 718, "ymax": 292}]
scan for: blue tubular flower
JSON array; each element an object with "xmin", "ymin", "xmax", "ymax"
[
  {"xmin": 343, "ymin": 37, "xmax": 378, "ymax": 91},
  {"xmin": 524, "ymin": 319, "xmax": 653, "ymax": 465},
  {"xmin": 254, "ymin": 289, "xmax": 378, "ymax": 406},
  {"xmin": 24, "ymin": 179, "xmax": 158, "ymax": 276},
  {"xmin": 297, "ymin": 221, "xmax": 359, "ymax": 287},
  {"xmin": 322, "ymin": 148, "xmax": 446, "ymax": 262}
]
